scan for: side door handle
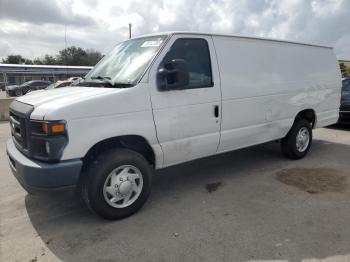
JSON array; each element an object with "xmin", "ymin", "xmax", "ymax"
[{"xmin": 214, "ymin": 105, "xmax": 219, "ymax": 118}]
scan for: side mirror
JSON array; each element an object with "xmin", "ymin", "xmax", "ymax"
[{"xmin": 157, "ymin": 59, "xmax": 189, "ymax": 90}]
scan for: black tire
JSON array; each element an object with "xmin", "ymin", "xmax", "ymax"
[
  {"xmin": 81, "ymin": 148, "xmax": 153, "ymax": 220},
  {"xmin": 281, "ymin": 118, "xmax": 312, "ymax": 159},
  {"xmin": 14, "ymin": 89, "xmax": 23, "ymax": 97}
]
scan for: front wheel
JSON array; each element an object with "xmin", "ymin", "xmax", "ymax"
[
  {"xmin": 14, "ymin": 89, "xmax": 23, "ymax": 97},
  {"xmin": 81, "ymin": 149, "xmax": 153, "ymax": 220},
  {"xmin": 281, "ymin": 119, "xmax": 312, "ymax": 159}
]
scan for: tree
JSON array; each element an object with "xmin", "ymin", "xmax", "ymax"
[
  {"xmin": 1, "ymin": 46, "xmax": 102, "ymax": 66},
  {"xmin": 83, "ymin": 49, "xmax": 103, "ymax": 66},
  {"xmin": 56, "ymin": 46, "xmax": 87, "ymax": 66},
  {"xmin": 2, "ymin": 55, "xmax": 33, "ymax": 64},
  {"xmin": 55, "ymin": 46, "xmax": 102, "ymax": 66},
  {"xmin": 339, "ymin": 62, "xmax": 350, "ymax": 78},
  {"xmin": 34, "ymin": 55, "xmax": 57, "ymax": 65}
]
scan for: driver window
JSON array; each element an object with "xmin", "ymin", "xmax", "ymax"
[{"xmin": 162, "ymin": 38, "xmax": 213, "ymax": 89}]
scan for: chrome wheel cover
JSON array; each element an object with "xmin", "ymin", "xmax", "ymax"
[
  {"xmin": 296, "ymin": 127, "xmax": 310, "ymax": 152},
  {"xmin": 103, "ymin": 165, "xmax": 143, "ymax": 208}
]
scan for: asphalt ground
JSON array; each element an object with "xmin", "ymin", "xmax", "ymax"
[{"xmin": 1, "ymin": 122, "xmax": 350, "ymax": 262}]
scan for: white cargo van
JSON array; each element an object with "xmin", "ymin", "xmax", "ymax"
[{"xmin": 7, "ymin": 32, "xmax": 341, "ymax": 219}]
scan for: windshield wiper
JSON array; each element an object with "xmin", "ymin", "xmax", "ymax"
[
  {"xmin": 90, "ymin": 76, "xmax": 134, "ymax": 88},
  {"xmin": 89, "ymin": 76, "xmax": 116, "ymax": 87},
  {"xmin": 91, "ymin": 76, "xmax": 111, "ymax": 80}
]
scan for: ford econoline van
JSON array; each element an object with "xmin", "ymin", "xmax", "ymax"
[{"xmin": 7, "ymin": 32, "xmax": 342, "ymax": 219}]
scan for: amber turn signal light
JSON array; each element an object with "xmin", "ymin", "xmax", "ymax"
[
  {"xmin": 42, "ymin": 122, "xmax": 65, "ymax": 134},
  {"xmin": 52, "ymin": 124, "xmax": 65, "ymax": 133}
]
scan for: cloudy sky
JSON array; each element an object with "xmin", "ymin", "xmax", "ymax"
[{"xmin": 0, "ymin": 0, "xmax": 349, "ymax": 60}]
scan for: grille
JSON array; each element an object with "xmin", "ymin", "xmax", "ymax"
[
  {"xmin": 10, "ymin": 111, "xmax": 28, "ymax": 150},
  {"xmin": 9, "ymin": 101, "xmax": 34, "ymax": 156}
]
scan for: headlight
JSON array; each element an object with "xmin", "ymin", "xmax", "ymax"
[{"xmin": 30, "ymin": 120, "xmax": 68, "ymax": 162}]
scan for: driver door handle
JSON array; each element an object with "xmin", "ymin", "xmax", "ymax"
[{"xmin": 214, "ymin": 105, "xmax": 219, "ymax": 118}]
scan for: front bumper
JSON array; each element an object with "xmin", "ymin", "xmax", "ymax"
[{"xmin": 6, "ymin": 139, "xmax": 82, "ymax": 193}]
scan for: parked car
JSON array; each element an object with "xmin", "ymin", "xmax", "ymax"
[
  {"xmin": 26, "ymin": 80, "xmax": 74, "ymax": 95},
  {"xmin": 67, "ymin": 77, "xmax": 83, "ymax": 82},
  {"xmin": 6, "ymin": 32, "xmax": 341, "ymax": 220},
  {"xmin": 4, "ymin": 85, "xmax": 19, "ymax": 94},
  {"xmin": 6, "ymin": 80, "xmax": 52, "ymax": 97},
  {"xmin": 339, "ymin": 78, "xmax": 350, "ymax": 124},
  {"xmin": 45, "ymin": 80, "xmax": 73, "ymax": 90}
]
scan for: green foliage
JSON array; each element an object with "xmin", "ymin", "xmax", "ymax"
[
  {"xmin": 33, "ymin": 55, "xmax": 57, "ymax": 65},
  {"xmin": 1, "ymin": 46, "xmax": 103, "ymax": 66},
  {"xmin": 54, "ymin": 46, "xmax": 103, "ymax": 66},
  {"xmin": 339, "ymin": 62, "xmax": 350, "ymax": 78},
  {"xmin": 2, "ymin": 55, "xmax": 33, "ymax": 64}
]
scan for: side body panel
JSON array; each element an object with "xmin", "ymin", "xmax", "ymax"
[{"xmin": 212, "ymin": 36, "xmax": 341, "ymax": 153}]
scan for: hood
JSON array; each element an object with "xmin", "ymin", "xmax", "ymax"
[
  {"xmin": 16, "ymin": 86, "xmax": 126, "ymax": 120},
  {"xmin": 25, "ymin": 89, "xmax": 45, "ymax": 95},
  {"xmin": 5, "ymin": 85, "xmax": 19, "ymax": 90}
]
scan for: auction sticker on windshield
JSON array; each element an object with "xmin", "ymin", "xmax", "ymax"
[{"xmin": 141, "ymin": 40, "xmax": 163, "ymax": 47}]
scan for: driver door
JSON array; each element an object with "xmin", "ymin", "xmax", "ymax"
[{"xmin": 148, "ymin": 34, "xmax": 222, "ymax": 167}]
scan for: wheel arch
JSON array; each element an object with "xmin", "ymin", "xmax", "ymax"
[
  {"xmin": 81, "ymin": 135, "xmax": 156, "ymax": 171},
  {"xmin": 294, "ymin": 109, "xmax": 317, "ymax": 128}
]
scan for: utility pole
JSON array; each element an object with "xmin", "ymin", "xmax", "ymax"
[
  {"xmin": 64, "ymin": 25, "xmax": 68, "ymax": 78},
  {"xmin": 129, "ymin": 23, "xmax": 132, "ymax": 39}
]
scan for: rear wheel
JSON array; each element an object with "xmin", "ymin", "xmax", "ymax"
[
  {"xmin": 281, "ymin": 119, "xmax": 312, "ymax": 159},
  {"xmin": 81, "ymin": 148, "xmax": 153, "ymax": 220}
]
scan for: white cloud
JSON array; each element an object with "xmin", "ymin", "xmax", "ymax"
[
  {"xmin": 311, "ymin": 0, "xmax": 343, "ymax": 17},
  {"xmin": 0, "ymin": 0, "xmax": 349, "ymax": 60}
]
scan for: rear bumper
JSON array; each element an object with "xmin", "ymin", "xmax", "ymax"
[
  {"xmin": 6, "ymin": 139, "xmax": 82, "ymax": 193},
  {"xmin": 339, "ymin": 111, "xmax": 350, "ymax": 124},
  {"xmin": 5, "ymin": 89, "xmax": 15, "ymax": 97}
]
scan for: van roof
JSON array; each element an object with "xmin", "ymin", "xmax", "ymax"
[{"xmin": 133, "ymin": 31, "xmax": 332, "ymax": 49}]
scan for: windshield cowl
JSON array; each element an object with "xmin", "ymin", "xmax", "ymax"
[{"xmin": 74, "ymin": 80, "xmax": 134, "ymax": 89}]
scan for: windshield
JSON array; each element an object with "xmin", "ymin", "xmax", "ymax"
[
  {"xmin": 46, "ymin": 83, "xmax": 58, "ymax": 90},
  {"xmin": 83, "ymin": 35, "xmax": 167, "ymax": 87},
  {"xmin": 20, "ymin": 82, "xmax": 32, "ymax": 87}
]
